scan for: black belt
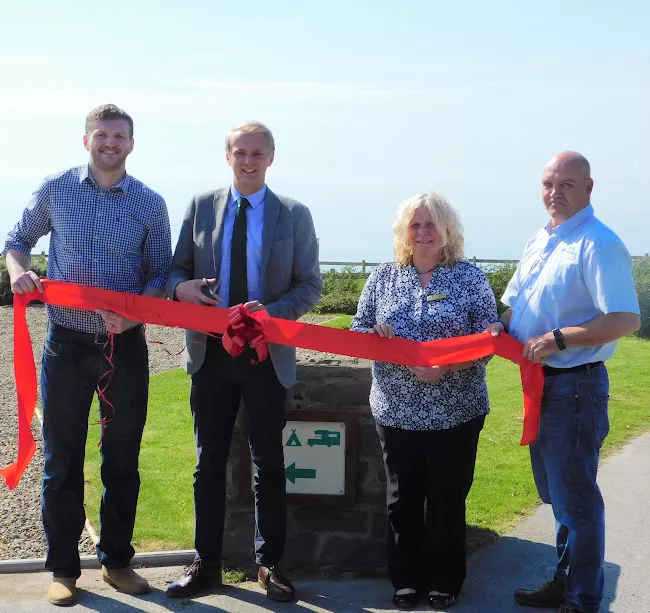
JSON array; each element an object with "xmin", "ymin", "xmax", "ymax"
[
  {"xmin": 542, "ymin": 361, "xmax": 603, "ymax": 376},
  {"xmin": 49, "ymin": 322, "xmax": 144, "ymax": 345}
]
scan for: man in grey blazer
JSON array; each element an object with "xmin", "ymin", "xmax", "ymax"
[{"xmin": 166, "ymin": 121, "xmax": 321, "ymax": 602}]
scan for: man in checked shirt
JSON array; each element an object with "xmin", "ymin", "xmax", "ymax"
[{"xmin": 3, "ymin": 104, "xmax": 172, "ymax": 606}]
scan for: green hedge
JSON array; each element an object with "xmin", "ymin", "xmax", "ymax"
[
  {"xmin": 483, "ymin": 264, "xmax": 518, "ymax": 317},
  {"xmin": 633, "ymin": 257, "xmax": 650, "ymax": 339},
  {"xmin": 0, "ymin": 256, "xmax": 48, "ymax": 305}
]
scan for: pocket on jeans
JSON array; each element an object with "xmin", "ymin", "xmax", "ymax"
[
  {"xmin": 43, "ymin": 339, "xmax": 73, "ymax": 358},
  {"xmin": 542, "ymin": 374, "xmax": 577, "ymax": 400},
  {"xmin": 591, "ymin": 396, "xmax": 610, "ymax": 448}
]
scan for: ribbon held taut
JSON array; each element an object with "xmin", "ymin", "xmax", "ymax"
[{"xmin": 1, "ymin": 280, "xmax": 544, "ymax": 490}]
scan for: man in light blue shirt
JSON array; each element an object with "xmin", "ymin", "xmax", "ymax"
[{"xmin": 489, "ymin": 151, "xmax": 640, "ymax": 613}]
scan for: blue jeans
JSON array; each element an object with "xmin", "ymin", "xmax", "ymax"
[
  {"xmin": 529, "ymin": 363, "xmax": 610, "ymax": 613},
  {"xmin": 41, "ymin": 323, "xmax": 148, "ymax": 578}
]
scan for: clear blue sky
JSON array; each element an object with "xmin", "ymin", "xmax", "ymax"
[{"xmin": 1, "ymin": 0, "xmax": 648, "ymax": 261}]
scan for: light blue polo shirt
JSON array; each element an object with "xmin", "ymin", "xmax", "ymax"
[{"xmin": 502, "ymin": 205, "xmax": 639, "ymax": 368}]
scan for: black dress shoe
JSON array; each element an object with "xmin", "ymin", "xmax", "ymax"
[
  {"xmin": 514, "ymin": 579, "xmax": 565, "ymax": 608},
  {"xmin": 258, "ymin": 565, "xmax": 296, "ymax": 602},
  {"xmin": 166, "ymin": 560, "xmax": 222, "ymax": 598},
  {"xmin": 393, "ymin": 591, "xmax": 419, "ymax": 610},
  {"xmin": 428, "ymin": 592, "xmax": 456, "ymax": 609}
]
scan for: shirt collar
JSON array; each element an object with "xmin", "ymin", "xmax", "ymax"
[
  {"xmin": 545, "ymin": 204, "xmax": 594, "ymax": 237},
  {"xmin": 231, "ymin": 184, "xmax": 266, "ymax": 209},
  {"xmin": 79, "ymin": 164, "xmax": 132, "ymax": 193}
]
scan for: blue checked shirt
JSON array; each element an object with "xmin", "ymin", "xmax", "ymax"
[{"xmin": 4, "ymin": 165, "xmax": 172, "ymax": 333}]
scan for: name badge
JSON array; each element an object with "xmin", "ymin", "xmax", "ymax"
[{"xmin": 427, "ymin": 292, "xmax": 447, "ymax": 302}]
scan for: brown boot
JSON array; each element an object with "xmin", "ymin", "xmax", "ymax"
[
  {"xmin": 47, "ymin": 577, "xmax": 77, "ymax": 606},
  {"xmin": 102, "ymin": 566, "xmax": 151, "ymax": 595},
  {"xmin": 514, "ymin": 579, "xmax": 565, "ymax": 607}
]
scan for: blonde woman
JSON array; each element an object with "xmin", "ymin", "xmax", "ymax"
[{"xmin": 351, "ymin": 193, "xmax": 497, "ymax": 610}]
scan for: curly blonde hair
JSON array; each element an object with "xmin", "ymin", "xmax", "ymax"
[{"xmin": 392, "ymin": 192, "xmax": 465, "ymax": 267}]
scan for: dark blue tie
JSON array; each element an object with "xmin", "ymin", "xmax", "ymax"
[{"xmin": 229, "ymin": 197, "xmax": 250, "ymax": 306}]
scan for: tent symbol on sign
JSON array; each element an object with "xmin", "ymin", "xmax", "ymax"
[{"xmin": 286, "ymin": 429, "xmax": 302, "ymax": 447}]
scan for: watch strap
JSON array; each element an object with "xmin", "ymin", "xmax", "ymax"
[{"xmin": 552, "ymin": 328, "xmax": 567, "ymax": 350}]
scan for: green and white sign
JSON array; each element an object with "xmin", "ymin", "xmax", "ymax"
[{"xmin": 282, "ymin": 421, "xmax": 346, "ymax": 495}]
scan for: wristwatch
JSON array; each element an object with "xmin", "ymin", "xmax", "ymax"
[{"xmin": 552, "ymin": 328, "xmax": 567, "ymax": 350}]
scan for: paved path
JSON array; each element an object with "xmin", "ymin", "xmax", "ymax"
[{"xmin": 1, "ymin": 433, "xmax": 648, "ymax": 612}]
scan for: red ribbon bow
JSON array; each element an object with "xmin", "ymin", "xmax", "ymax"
[{"xmin": 222, "ymin": 304, "xmax": 269, "ymax": 363}]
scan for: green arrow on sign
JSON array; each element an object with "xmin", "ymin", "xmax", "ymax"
[{"xmin": 285, "ymin": 462, "xmax": 316, "ymax": 484}]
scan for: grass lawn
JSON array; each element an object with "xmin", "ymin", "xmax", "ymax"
[
  {"xmin": 320, "ymin": 314, "xmax": 354, "ymax": 329},
  {"xmin": 84, "ymin": 369, "xmax": 195, "ymax": 552},
  {"xmin": 84, "ymin": 336, "xmax": 650, "ymax": 558}
]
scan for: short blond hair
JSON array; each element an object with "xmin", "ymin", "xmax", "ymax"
[
  {"xmin": 225, "ymin": 121, "xmax": 275, "ymax": 154},
  {"xmin": 392, "ymin": 192, "xmax": 465, "ymax": 267}
]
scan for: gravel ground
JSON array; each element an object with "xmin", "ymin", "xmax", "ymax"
[{"xmin": 0, "ymin": 305, "xmax": 333, "ymax": 560}]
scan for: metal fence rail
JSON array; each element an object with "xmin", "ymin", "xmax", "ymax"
[
  {"xmin": 320, "ymin": 258, "xmax": 518, "ymax": 274},
  {"xmin": 321, "ymin": 255, "xmax": 649, "ymax": 274},
  {"xmin": 2, "ymin": 253, "xmax": 647, "ymax": 277}
]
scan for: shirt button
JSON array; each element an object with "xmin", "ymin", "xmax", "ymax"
[
  {"xmin": 93, "ymin": 258, "xmax": 98, "ymax": 264},
  {"xmin": 94, "ymin": 235, "xmax": 99, "ymax": 241},
  {"xmin": 97, "ymin": 212, "xmax": 102, "ymax": 217}
]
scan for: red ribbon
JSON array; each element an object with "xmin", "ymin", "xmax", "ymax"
[{"xmin": 0, "ymin": 280, "xmax": 544, "ymax": 490}]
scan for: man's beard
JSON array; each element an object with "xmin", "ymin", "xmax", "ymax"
[{"xmin": 91, "ymin": 150, "xmax": 128, "ymax": 171}]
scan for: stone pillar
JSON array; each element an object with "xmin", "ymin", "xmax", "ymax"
[{"xmin": 220, "ymin": 350, "xmax": 387, "ymax": 572}]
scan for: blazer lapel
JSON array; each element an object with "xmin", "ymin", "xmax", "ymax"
[
  {"xmin": 212, "ymin": 188, "xmax": 230, "ymax": 278},
  {"xmin": 260, "ymin": 188, "xmax": 281, "ymax": 279}
]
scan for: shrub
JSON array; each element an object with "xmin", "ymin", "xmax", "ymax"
[
  {"xmin": 483, "ymin": 264, "xmax": 517, "ymax": 316},
  {"xmin": 312, "ymin": 291, "xmax": 360, "ymax": 315},
  {"xmin": 0, "ymin": 255, "xmax": 48, "ymax": 305},
  {"xmin": 314, "ymin": 266, "xmax": 364, "ymax": 315},
  {"xmin": 633, "ymin": 257, "xmax": 650, "ymax": 339},
  {"xmin": 321, "ymin": 266, "xmax": 360, "ymax": 295}
]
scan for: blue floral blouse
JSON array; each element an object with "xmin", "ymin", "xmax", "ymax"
[{"xmin": 351, "ymin": 261, "xmax": 498, "ymax": 430}]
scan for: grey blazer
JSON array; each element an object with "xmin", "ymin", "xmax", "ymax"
[{"xmin": 166, "ymin": 187, "xmax": 322, "ymax": 389}]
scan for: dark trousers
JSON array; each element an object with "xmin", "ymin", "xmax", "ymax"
[
  {"xmin": 41, "ymin": 323, "xmax": 149, "ymax": 578},
  {"xmin": 191, "ymin": 337, "xmax": 287, "ymax": 567},
  {"xmin": 376, "ymin": 415, "xmax": 485, "ymax": 596}
]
